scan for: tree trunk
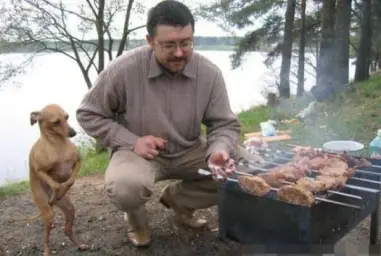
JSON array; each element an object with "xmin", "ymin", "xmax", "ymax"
[
  {"xmin": 267, "ymin": 92, "xmax": 278, "ymax": 106},
  {"xmin": 94, "ymin": 0, "xmax": 107, "ymax": 154},
  {"xmin": 97, "ymin": 0, "xmax": 105, "ymax": 73},
  {"xmin": 334, "ymin": 0, "xmax": 352, "ymax": 89},
  {"xmin": 297, "ymin": 0, "xmax": 306, "ymax": 97},
  {"xmin": 354, "ymin": 0, "xmax": 372, "ymax": 82},
  {"xmin": 316, "ymin": 0, "xmax": 336, "ymax": 90},
  {"xmin": 117, "ymin": 0, "xmax": 134, "ymax": 57},
  {"xmin": 279, "ymin": 0, "xmax": 296, "ymax": 98}
]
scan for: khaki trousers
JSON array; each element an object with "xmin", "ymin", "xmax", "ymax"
[{"xmin": 104, "ymin": 137, "xmax": 258, "ymax": 229}]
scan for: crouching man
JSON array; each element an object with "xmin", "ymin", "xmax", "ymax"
[{"xmin": 76, "ymin": 0, "xmax": 259, "ymax": 247}]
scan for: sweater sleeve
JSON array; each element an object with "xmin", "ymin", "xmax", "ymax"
[
  {"xmin": 76, "ymin": 66, "xmax": 139, "ymax": 150},
  {"xmin": 202, "ymin": 69, "xmax": 241, "ymax": 161}
]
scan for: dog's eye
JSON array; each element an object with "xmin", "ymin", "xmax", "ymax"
[{"xmin": 64, "ymin": 115, "xmax": 69, "ymax": 120}]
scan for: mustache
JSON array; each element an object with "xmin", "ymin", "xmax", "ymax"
[{"xmin": 169, "ymin": 57, "xmax": 187, "ymax": 62}]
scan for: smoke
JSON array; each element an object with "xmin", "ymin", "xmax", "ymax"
[{"xmin": 260, "ymin": 50, "xmax": 361, "ymax": 149}]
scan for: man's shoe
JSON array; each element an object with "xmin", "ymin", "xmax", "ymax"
[
  {"xmin": 159, "ymin": 185, "xmax": 208, "ymax": 229},
  {"xmin": 124, "ymin": 212, "xmax": 151, "ymax": 247}
]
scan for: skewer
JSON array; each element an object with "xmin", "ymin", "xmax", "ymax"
[
  {"xmin": 280, "ymin": 179, "xmax": 362, "ymax": 200},
  {"xmin": 198, "ymin": 169, "xmax": 362, "ymax": 210},
  {"xmin": 285, "ymin": 143, "xmax": 381, "ymax": 169},
  {"xmin": 245, "ymin": 160, "xmax": 381, "ymax": 192},
  {"xmin": 238, "ymin": 158, "xmax": 379, "ymax": 193},
  {"xmin": 275, "ymin": 155, "xmax": 381, "ymax": 177},
  {"xmin": 253, "ymin": 145, "xmax": 381, "ymax": 176},
  {"xmin": 235, "ymin": 164, "xmax": 362, "ymax": 200},
  {"xmin": 263, "ymin": 159, "xmax": 381, "ymax": 187},
  {"xmin": 264, "ymin": 158, "xmax": 381, "ymax": 185}
]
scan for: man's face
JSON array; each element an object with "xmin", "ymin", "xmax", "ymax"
[{"xmin": 147, "ymin": 24, "xmax": 194, "ymax": 73}]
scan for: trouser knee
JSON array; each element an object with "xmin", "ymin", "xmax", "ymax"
[{"xmin": 105, "ymin": 179, "xmax": 153, "ymax": 212}]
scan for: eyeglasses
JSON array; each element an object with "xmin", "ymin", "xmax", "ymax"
[{"xmin": 155, "ymin": 40, "xmax": 194, "ymax": 54}]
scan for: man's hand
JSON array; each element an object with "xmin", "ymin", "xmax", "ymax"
[
  {"xmin": 133, "ymin": 135, "xmax": 167, "ymax": 160},
  {"xmin": 207, "ymin": 151, "xmax": 236, "ymax": 181}
]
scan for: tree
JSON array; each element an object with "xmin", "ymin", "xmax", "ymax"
[
  {"xmin": 316, "ymin": 0, "xmax": 336, "ymax": 90},
  {"xmin": 296, "ymin": 0, "xmax": 306, "ymax": 97},
  {"xmin": 372, "ymin": 0, "xmax": 381, "ymax": 70},
  {"xmin": 334, "ymin": 0, "xmax": 352, "ymax": 88},
  {"xmin": 0, "ymin": 1, "xmax": 31, "ymax": 85},
  {"xmin": 195, "ymin": 0, "xmax": 285, "ymax": 69},
  {"xmin": 354, "ymin": 0, "xmax": 372, "ymax": 81},
  {"xmin": 5, "ymin": 0, "xmax": 145, "ymax": 153},
  {"xmin": 7, "ymin": 0, "xmax": 145, "ymax": 89},
  {"xmin": 279, "ymin": 0, "xmax": 296, "ymax": 98},
  {"xmin": 197, "ymin": 0, "xmax": 324, "ymax": 98}
]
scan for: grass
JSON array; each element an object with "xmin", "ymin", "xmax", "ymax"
[
  {"xmin": 2, "ymin": 72, "xmax": 381, "ymax": 196},
  {"xmin": 239, "ymin": 72, "xmax": 381, "ymax": 151}
]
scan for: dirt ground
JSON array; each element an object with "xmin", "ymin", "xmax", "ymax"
[{"xmin": 0, "ymin": 173, "xmax": 379, "ymax": 256}]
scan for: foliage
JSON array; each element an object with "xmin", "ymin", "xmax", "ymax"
[
  {"xmin": 5, "ymin": 0, "xmax": 146, "ymax": 89},
  {"xmin": 0, "ymin": 1, "xmax": 32, "ymax": 85}
]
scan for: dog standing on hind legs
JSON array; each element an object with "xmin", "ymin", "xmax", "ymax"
[{"xmin": 28, "ymin": 104, "xmax": 88, "ymax": 256}]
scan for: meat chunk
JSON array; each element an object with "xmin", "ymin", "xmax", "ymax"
[
  {"xmin": 276, "ymin": 185, "xmax": 315, "ymax": 207},
  {"xmin": 237, "ymin": 175, "xmax": 271, "ymax": 196},
  {"xmin": 296, "ymin": 177, "xmax": 328, "ymax": 193},
  {"xmin": 323, "ymin": 158, "xmax": 349, "ymax": 169},
  {"xmin": 358, "ymin": 158, "xmax": 372, "ymax": 168},
  {"xmin": 318, "ymin": 166, "xmax": 348, "ymax": 177},
  {"xmin": 265, "ymin": 163, "xmax": 309, "ymax": 183},
  {"xmin": 257, "ymin": 172, "xmax": 286, "ymax": 188},
  {"xmin": 303, "ymin": 156, "xmax": 328, "ymax": 169},
  {"xmin": 315, "ymin": 175, "xmax": 348, "ymax": 190}
]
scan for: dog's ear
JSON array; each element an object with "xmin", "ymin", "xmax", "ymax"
[{"xmin": 30, "ymin": 111, "xmax": 41, "ymax": 126}]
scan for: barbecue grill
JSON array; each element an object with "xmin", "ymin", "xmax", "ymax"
[{"xmin": 213, "ymin": 148, "xmax": 381, "ymax": 254}]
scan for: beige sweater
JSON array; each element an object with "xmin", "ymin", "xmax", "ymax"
[{"xmin": 76, "ymin": 45, "xmax": 241, "ymax": 159}]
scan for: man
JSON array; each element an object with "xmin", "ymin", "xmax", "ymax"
[{"xmin": 76, "ymin": 0, "xmax": 261, "ymax": 247}]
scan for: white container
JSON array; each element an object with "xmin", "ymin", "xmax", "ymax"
[{"xmin": 322, "ymin": 140, "xmax": 364, "ymax": 155}]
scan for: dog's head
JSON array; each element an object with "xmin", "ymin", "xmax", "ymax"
[{"xmin": 30, "ymin": 104, "xmax": 77, "ymax": 138}]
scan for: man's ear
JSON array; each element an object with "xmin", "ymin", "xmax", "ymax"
[
  {"xmin": 30, "ymin": 111, "xmax": 40, "ymax": 126},
  {"xmin": 146, "ymin": 34, "xmax": 154, "ymax": 48}
]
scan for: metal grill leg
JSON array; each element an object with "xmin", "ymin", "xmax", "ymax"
[{"xmin": 369, "ymin": 208, "xmax": 380, "ymax": 244}]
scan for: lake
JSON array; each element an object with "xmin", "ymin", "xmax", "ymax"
[{"xmin": 0, "ymin": 50, "xmax": 356, "ymax": 185}]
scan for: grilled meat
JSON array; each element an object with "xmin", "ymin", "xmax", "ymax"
[
  {"xmin": 292, "ymin": 145, "xmax": 372, "ymax": 169},
  {"xmin": 296, "ymin": 177, "xmax": 329, "ymax": 193},
  {"xmin": 238, "ymin": 145, "xmax": 372, "ymax": 206},
  {"xmin": 276, "ymin": 184, "xmax": 315, "ymax": 207},
  {"xmin": 319, "ymin": 166, "xmax": 348, "ymax": 177},
  {"xmin": 358, "ymin": 158, "xmax": 372, "ymax": 168},
  {"xmin": 303, "ymin": 156, "xmax": 328, "ymax": 169},
  {"xmin": 315, "ymin": 175, "xmax": 348, "ymax": 190},
  {"xmin": 237, "ymin": 175, "xmax": 271, "ymax": 196},
  {"xmin": 256, "ymin": 162, "xmax": 310, "ymax": 188},
  {"xmin": 339, "ymin": 153, "xmax": 372, "ymax": 168},
  {"xmin": 257, "ymin": 172, "xmax": 286, "ymax": 188},
  {"xmin": 323, "ymin": 158, "xmax": 349, "ymax": 169},
  {"xmin": 264, "ymin": 163, "xmax": 310, "ymax": 182}
]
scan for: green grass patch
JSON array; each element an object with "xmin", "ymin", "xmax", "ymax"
[{"xmin": 0, "ymin": 181, "xmax": 29, "ymax": 197}]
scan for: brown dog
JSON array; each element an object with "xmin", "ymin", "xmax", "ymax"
[{"xmin": 28, "ymin": 104, "xmax": 88, "ymax": 256}]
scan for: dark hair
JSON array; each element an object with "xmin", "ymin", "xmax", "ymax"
[{"xmin": 146, "ymin": 0, "xmax": 195, "ymax": 36}]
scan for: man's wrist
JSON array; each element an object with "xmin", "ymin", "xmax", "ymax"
[{"xmin": 205, "ymin": 142, "xmax": 231, "ymax": 163}]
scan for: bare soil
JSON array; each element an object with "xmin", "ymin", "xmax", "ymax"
[{"xmin": 0, "ymin": 173, "xmax": 379, "ymax": 256}]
